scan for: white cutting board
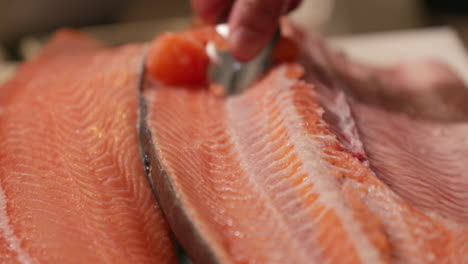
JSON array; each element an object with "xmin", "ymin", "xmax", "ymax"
[{"xmin": 330, "ymin": 27, "xmax": 468, "ymax": 84}]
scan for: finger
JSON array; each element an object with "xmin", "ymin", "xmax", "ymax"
[
  {"xmin": 287, "ymin": 0, "xmax": 302, "ymax": 11},
  {"xmin": 228, "ymin": 0, "xmax": 302, "ymax": 61},
  {"xmin": 191, "ymin": 0, "xmax": 234, "ymax": 24}
]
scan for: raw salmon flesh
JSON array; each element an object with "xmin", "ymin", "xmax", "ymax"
[{"xmin": 0, "ymin": 24, "xmax": 467, "ymax": 264}]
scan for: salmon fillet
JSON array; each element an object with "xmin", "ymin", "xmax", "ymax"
[
  {"xmin": 1, "ymin": 23, "xmax": 467, "ymax": 264},
  {"xmin": 142, "ymin": 27, "xmax": 468, "ymax": 263},
  {"xmin": 0, "ymin": 30, "xmax": 176, "ymax": 263}
]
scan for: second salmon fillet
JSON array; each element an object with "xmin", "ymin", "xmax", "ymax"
[
  {"xmin": 142, "ymin": 27, "xmax": 468, "ymax": 264},
  {"xmin": 144, "ymin": 64, "xmax": 467, "ymax": 263}
]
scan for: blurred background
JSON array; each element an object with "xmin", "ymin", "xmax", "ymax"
[{"xmin": 1, "ymin": 0, "xmax": 468, "ymax": 83}]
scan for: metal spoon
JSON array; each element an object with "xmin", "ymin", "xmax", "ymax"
[{"xmin": 206, "ymin": 24, "xmax": 280, "ymax": 95}]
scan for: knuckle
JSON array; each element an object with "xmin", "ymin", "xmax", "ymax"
[{"xmin": 237, "ymin": 0, "xmax": 283, "ymax": 33}]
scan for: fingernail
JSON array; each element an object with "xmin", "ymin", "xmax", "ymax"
[{"xmin": 229, "ymin": 27, "xmax": 262, "ymax": 61}]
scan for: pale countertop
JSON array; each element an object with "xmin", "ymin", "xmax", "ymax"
[{"xmin": 330, "ymin": 27, "xmax": 468, "ymax": 84}]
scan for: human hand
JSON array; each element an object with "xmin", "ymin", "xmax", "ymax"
[{"xmin": 191, "ymin": 0, "xmax": 302, "ymax": 61}]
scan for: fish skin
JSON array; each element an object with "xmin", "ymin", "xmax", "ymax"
[{"xmin": 0, "ymin": 30, "xmax": 177, "ymax": 263}]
